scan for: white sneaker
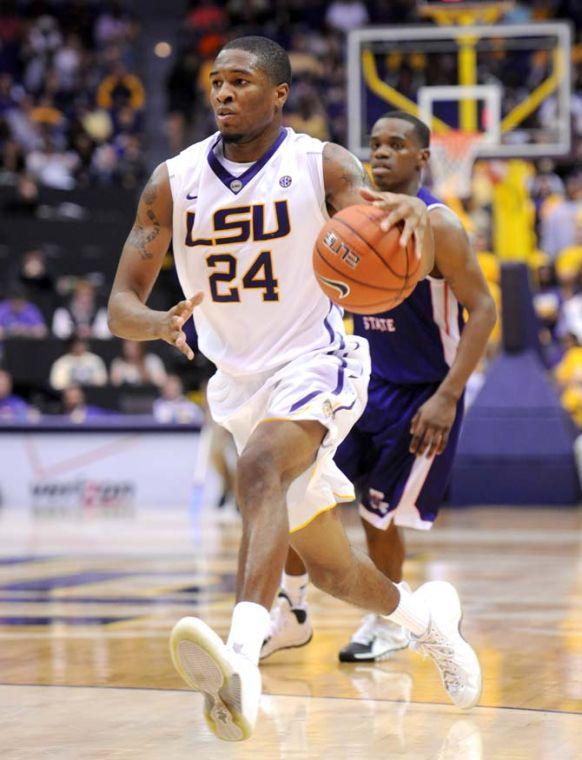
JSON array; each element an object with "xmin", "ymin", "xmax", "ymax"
[
  {"xmin": 338, "ymin": 614, "xmax": 410, "ymax": 662},
  {"xmin": 410, "ymin": 581, "xmax": 482, "ymax": 709},
  {"xmin": 339, "ymin": 581, "xmax": 411, "ymax": 662},
  {"xmin": 260, "ymin": 592, "xmax": 313, "ymax": 660},
  {"xmin": 170, "ymin": 616, "xmax": 261, "ymax": 742}
]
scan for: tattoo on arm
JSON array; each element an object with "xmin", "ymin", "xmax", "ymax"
[
  {"xmin": 323, "ymin": 143, "xmax": 371, "ymax": 213},
  {"xmin": 126, "ymin": 175, "xmax": 163, "ymax": 261}
]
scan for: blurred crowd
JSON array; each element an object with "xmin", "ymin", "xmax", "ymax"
[
  {"xmin": 0, "ymin": 246, "xmax": 206, "ymax": 423},
  {"xmin": 165, "ymin": 0, "xmax": 420, "ymax": 152},
  {"xmin": 1, "ymin": 0, "xmax": 582, "ymax": 430},
  {"xmin": 0, "ymin": 0, "xmax": 146, "ymax": 192},
  {"xmin": 165, "ymin": 0, "xmax": 582, "ymax": 155}
]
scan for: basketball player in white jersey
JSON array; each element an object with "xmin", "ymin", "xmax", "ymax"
[{"xmin": 108, "ymin": 37, "xmax": 482, "ymax": 742}]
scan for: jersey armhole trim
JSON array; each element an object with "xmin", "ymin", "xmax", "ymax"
[{"xmin": 165, "ymin": 157, "xmax": 182, "ymax": 204}]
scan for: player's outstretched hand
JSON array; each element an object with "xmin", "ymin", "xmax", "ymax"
[
  {"xmin": 360, "ymin": 187, "xmax": 427, "ymax": 257},
  {"xmin": 409, "ymin": 391, "xmax": 457, "ymax": 458},
  {"xmin": 158, "ymin": 293, "xmax": 204, "ymax": 360}
]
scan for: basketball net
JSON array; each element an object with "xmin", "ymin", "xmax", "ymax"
[{"xmin": 429, "ymin": 131, "xmax": 486, "ymax": 200}]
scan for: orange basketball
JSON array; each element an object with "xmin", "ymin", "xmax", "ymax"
[{"xmin": 313, "ymin": 204, "xmax": 421, "ymax": 314}]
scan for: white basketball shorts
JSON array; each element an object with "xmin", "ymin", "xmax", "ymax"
[{"xmin": 206, "ymin": 336, "xmax": 371, "ymax": 532}]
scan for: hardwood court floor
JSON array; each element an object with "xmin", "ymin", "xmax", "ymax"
[{"xmin": 0, "ymin": 505, "xmax": 580, "ymax": 759}]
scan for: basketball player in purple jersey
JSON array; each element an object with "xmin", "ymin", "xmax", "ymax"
[{"xmin": 262, "ymin": 111, "xmax": 496, "ymax": 663}]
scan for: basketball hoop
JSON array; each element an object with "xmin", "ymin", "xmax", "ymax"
[{"xmin": 429, "ymin": 131, "xmax": 486, "ymax": 199}]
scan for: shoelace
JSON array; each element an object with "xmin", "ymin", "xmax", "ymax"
[{"xmin": 411, "ymin": 626, "xmax": 464, "ymax": 693}]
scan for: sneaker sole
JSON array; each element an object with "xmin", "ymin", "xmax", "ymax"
[
  {"xmin": 259, "ymin": 631, "xmax": 313, "ymax": 661},
  {"xmin": 338, "ymin": 641, "xmax": 409, "ymax": 663},
  {"xmin": 456, "ymin": 614, "xmax": 483, "ymax": 709},
  {"xmin": 170, "ymin": 617, "xmax": 250, "ymax": 742}
]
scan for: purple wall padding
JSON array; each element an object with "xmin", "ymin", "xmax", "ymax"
[{"xmin": 450, "ymin": 351, "xmax": 580, "ymax": 505}]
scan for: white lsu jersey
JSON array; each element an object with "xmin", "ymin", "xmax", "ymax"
[{"xmin": 166, "ymin": 127, "xmax": 345, "ymax": 377}]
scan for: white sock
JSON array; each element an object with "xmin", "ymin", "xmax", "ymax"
[
  {"xmin": 281, "ymin": 572, "xmax": 308, "ymax": 608},
  {"xmin": 226, "ymin": 601, "xmax": 271, "ymax": 665},
  {"xmin": 383, "ymin": 585, "xmax": 430, "ymax": 637}
]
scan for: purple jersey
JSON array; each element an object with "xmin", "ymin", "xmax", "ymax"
[{"xmin": 352, "ymin": 187, "xmax": 464, "ymax": 385}]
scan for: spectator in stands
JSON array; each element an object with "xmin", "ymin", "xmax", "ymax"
[
  {"xmin": 0, "ymin": 2, "xmax": 145, "ymax": 191},
  {"xmin": 2, "ymin": 173, "xmax": 39, "ymax": 216},
  {"xmin": 554, "ymin": 334, "xmax": 582, "ymax": 426},
  {"xmin": 52, "ymin": 280, "xmax": 110, "ymax": 340},
  {"xmin": 26, "ymin": 136, "xmax": 79, "ymax": 190},
  {"xmin": 528, "ymin": 159, "xmax": 565, "ymax": 215},
  {"xmin": 185, "ymin": 0, "xmax": 227, "ymax": 34},
  {"xmin": 532, "ymin": 260, "xmax": 564, "ymax": 362},
  {"xmin": 540, "ymin": 173, "xmax": 582, "ymax": 259},
  {"xmin": 115, "ymin": 134, "xmax": 145, "ymax": 188},
  {"xmin": 96, "ymin": 62, "xmax": 145, "ymax": 114},
  {"xmin": 17, "ymin": 247, "xmax": 56, "ymax": 323},
  {"xmin": 94, "ymin": 1, "xmax": 136, "ymax": 50},
  {"xmin": 61, "ymin": 384, "xmax": 107, "ymax": 423},
  {"xmin": 110, "ymin": 340, "xmax": 167, "ymax": 387},
  {"xmin": 0, "ymin": 285, "xmax": 47, "ymax": 338},
  {"xmin": 325, "ymin": 0, "xmax": 369, "ymax": 33},
  {"xmin": 0, "ymin": 368, "xmax": 29, "ymax": 420},
  {"xmin": 23, "ymin": 14, "xmax": 63, "ymax": 94},
  {"xmin": 18, "ymin": 247, "xmax": 54, "ymax": 294},
  {"xmin": 165, "ymin": 50, "xmax": 202, "ymax": 154},
  {"xmin": 153, "ymin": 374, "xmax": 204, "ymax": 424},
  {"xmin": 557, "ymin": 258, "xmax": 582, "ymax": 343},
  {"xmin": 555, "ymin": 214, "xmax": 582, "ymax": 281},
  {"xmin": 286, "ymin": 91, "xmax": 330, "ymax": 141},
  {"xmin": 49, "ymin": 336, "xmax": 108, "ymax": 390}
]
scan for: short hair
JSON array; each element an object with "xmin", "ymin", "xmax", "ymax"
[
  {"xmin": 380, "ymin": 111, "xmax": 430, "ymax": 148},
  {"xmin": 221, "ymin": 36, "xmax": 292, "ymax": 87}
]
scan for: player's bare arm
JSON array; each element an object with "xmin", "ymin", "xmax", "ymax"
[
  {"xmin": 107, "ymin": 163, "xmax": 203, "ymax": 360},
  {"xmin": 322, "ymin": 141, "xmax": 434, "ymax": 278},
  {"xmin": 410, "ymin": 208, "xmax": 497, "ymax": 457}
]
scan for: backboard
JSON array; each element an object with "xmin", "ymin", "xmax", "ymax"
[{"xmin": 347, "ymin": 22, "xmax": 572, "ymax": 162}]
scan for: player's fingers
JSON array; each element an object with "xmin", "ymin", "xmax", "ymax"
[
  {"xmin": 174, "ymin": 331, "xmax": 194, "ymax": 360},
  {"xmin": 380, "ymin": 207, "xmax": 407, "ymax": 232},
  {"xmin": 410, "ymin": 411, "xmax": 421, "ymax": 435},
  {"xmin": 360, "ymin": 187, "xmax": 385, "ymax": 202},
  {"xmin": 426, "ymin": 430, "xmax": 443, "ymax": 458},
  {"xmin": 409, "ymin": 426, "xmax": 426, "ymax": 454},
  {"xmin": 189, "ymin": 292, "xmax": 204, "ymax": 308},
  {"xmin": 411, "ymin": 231, "xmax": 422, "ymax": 260},
  {"xmin": 436, "ymin": 429, "xmax": 450, "ymax": 455},
  {"xmin": 416, "ymin": 428, "xmax": 432, "ymax": 456},
  {"xmin": 171, "ymin": 293, "xmax": 202, "ymax": 326},
  {"xmin": 170, "ymin": 299, "xmax": 190, "ymax": 318},
  {"xmin": 401, "ymin": 215, "xmax": 425, "ymax": 249}
]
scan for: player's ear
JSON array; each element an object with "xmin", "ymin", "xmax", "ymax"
[
  {"xmin": 418, "ymin": 148, "xmax": 430, "ymax": 170},
  {"xmin": 275, "ymin": 83, "xmax": 289, "ymax": 110}
]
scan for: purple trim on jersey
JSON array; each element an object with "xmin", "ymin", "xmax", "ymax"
[
  {"xmin": 290, "ymin": 389, "xmax": 322, "ymax": 413},
  {"xmin": 324, "ymin": 304, "xmax": 346, "ymax": 350},
  {"xmin": 417, "ymin": 186, "xmax": 443, "ymax": 207},
  {"xmin": 333, "ymin": 358, "xmax": 347, "ymax": 394},
  {"xmin": 207, "ymin": 128, "xmax": 288, "ymax": 194},
  {"xmin": 323, "ymin": 316, "xmax": 335, "ymax": 344},
  {"xmin": 332, "ymin": 398, "xmax": 356, "ymax": 416}
]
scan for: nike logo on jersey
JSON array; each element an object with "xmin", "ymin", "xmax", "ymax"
[
  {"xmin": 186, "ymin": 192, "xmax": 198, "ymax": 200},
  {"xmin": 318, "ymin": 274, "xmax": 350, "ymax": 299}
]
